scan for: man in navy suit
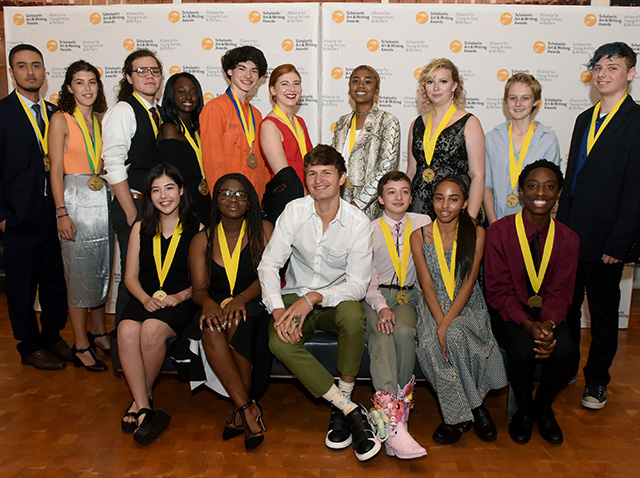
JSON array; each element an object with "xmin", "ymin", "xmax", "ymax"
[
  {"xmin": 0, "ymin": 44, "xmax": 70, "ymax": 369},
  {"xmin": 557, "ymin": 42, "xmax": 640, "ymax": 410}
]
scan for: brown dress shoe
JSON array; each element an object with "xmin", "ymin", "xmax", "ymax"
[
  {"xmin": 21, "ymin": 349, "xmax": 66, "ymax": 370},
  {"xmin": 46, "ymin": 340, "xmax": 74, "ymax": 362}
]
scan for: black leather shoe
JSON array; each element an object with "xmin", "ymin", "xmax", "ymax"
[
  {"xmin": 508, "ymin": 410, "xmax": 534, "ymax": 444},
  {"xmin": 325, "ymin": 405, "xmax": 351, "ymax": 450},
  {"xmin": 87, "ymin": 331, "xmax": 112, "ymax": 356},
  {"xmin": 46, "ymin": 340, "xmax": 73, "ymax": 362},
  {"xmin": 346, "ymin": 404, "xmax": 381, "ymax": 461},
  {"xmin": 21, "ymin": 349, "xmax": 66, "ymax": 370},
  {"xmin": 432, "ymin": 421, "xmax": 471, "ymax": 444},
  {"xmin": 536, "ymin": 410, "xmax": 563, "ymax": 444},
  {"xmin": 472, "ymin": 404, "xmax": 497, "ymax": 442}
]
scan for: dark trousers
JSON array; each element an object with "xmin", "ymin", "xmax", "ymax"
[
  {"xmin": 566, "ymin": 261, "xmax": 624, "ymax": 387},
  {"xmin": 3, "ymin": 210, "xmax": 68, "ymax": 356},
  {"xmin": 491, "ymin": 315, "xmax": 577, "ymax": 414},
  {"xmin": 111, "ymin": 196, "xmax": 142, "ymax": 327}
]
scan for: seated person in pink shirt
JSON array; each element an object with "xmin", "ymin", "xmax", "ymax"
[
  {"xmin": 363, "ymin": 171, "xmax": 429, "ymax": 460},
  {"xmin": 485, "ymin": 159, "xmax": 579, "ymax": 446}
]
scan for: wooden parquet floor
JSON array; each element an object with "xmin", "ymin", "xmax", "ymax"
[{"xmin": 1, "ymin": 290, "xmax": 639, "ymax": 477}]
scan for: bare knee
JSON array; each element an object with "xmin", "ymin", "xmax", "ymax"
[{"xmin": 140, "ymin": 320, "xmax": 174, "ymax": 350}]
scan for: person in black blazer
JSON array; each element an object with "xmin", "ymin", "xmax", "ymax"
[
  {"xmin": 557, "ymin": 42, "xmax": 640, "ymax": 411},
  {"xmin": 0, "ymin": 44, "xmax": 70, "ymax": 369}
]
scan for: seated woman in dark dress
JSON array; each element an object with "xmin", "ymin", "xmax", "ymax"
[
  {"xmin": 158, "ymin": 72, "xmax": 211, "ymax": 224},
  {"xmin": 118, "ymin": 163, "xmax": 200, "ymax": 446},
  {"xmin": 187, "ymin": 173, "xmax": 273, "ymax": 451}
]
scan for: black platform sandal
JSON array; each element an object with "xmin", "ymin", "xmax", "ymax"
[
  {"xmin": 87, "ymin": 331, "xmax": 111, "ymax": 356},
  {"xmin": 223, "ymin": 406, "xmax": 244, "ymax": 441}
]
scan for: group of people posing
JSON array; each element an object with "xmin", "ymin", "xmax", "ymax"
[{"xmin": 1, "ymin": 39, "xmax": 639, "ymax": 459}]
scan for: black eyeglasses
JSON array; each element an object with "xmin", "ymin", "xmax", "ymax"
[
  {"xmin": 133, "ymin": 67, "xmax": 162, "ymax": 77},
  {"xmin": 219, "ymin": 189, "xmax": 248, "ymax": 202}
]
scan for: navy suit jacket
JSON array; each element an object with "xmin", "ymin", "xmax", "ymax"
[
  {"xmin": 0, "ymin": 90, "xmax": 56, "ymax": 233},
  {"xmin": 557, "ymin": 94, "xmax": 640, "ymax": 263}
]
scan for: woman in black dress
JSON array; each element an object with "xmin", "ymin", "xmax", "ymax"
[
  {"xmin": 158, "ymin": 73, "xmax": 211, "ymax": 224},
  {"xmin": 118, "ymin": 163, "xmax": 199, "ymax": 445},
  {"xmin": 188, "ymin": 173, "xmax": 273, "ymax": 451}
]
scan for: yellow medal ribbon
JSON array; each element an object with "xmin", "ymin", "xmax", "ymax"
[
  {"xmin": 132, "ymin": 92, "xmax": 161, "ymax": 138},
  {"xmin": 423, "ymin": 103, "xmax": 457, "ymax": 168},
  {"xmin": 16, "ymin": 93, "xmax": 49, "ymax": 156},
  {"xmin": 72, "ymin": 108, "xmax": 102, "ymax": 175},
  {"xmin": 380, "ymin": 217, "xmax": 412, "ymax": 288},
  {"xmin": 348, "ymin": 112, "xmax": 360, "ymax": 156},
  {"xmin": 508, "ymin": 121, "xmax": 535, "ymax": 192},
  {"xmin": 179, "ymin": 119, "xmax": 205, "ymax": 181},
  {"xmin": 217, "ymin": 220, "xmax": 247, "ymax": 296},
  {"xmin": 153, "ymin": 220, "xmax": 184, "ymax": 291},
  {"xmin": 433, "ymin": 220, "xmax": 458, "ymax": 301},
  {"xmin": 273, "ymin": 104, "xmax": 308, "ymax": 158},
  {"xmin": 515, "ymin": 210, "xmax": 555, "ymax": 295},
  {"xmin": 587, "ymin": 93, "xmax": 626, "ymax": 155},
  {"xmin": 227, "ymin": 87, "xmax": 256, "ymax": 149}
]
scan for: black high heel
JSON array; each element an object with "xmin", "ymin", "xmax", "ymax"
[
  {"xmin": 87, "ymin": 331, "xmax": 111, "ymax": 356},
  {"xmin": 222, "ymin": 406, "xmax": 245, "ymax": 441},
  {"xmin": 72, "ymin": 345, "xmax": 108, "ymax": 372},
  {"xmin": 238, "ymin": 400, "xmax": 266, "ymax": 451},
  {"xmin": 122, "ymin": 401, "xmax": 137, "ymax": 433}
]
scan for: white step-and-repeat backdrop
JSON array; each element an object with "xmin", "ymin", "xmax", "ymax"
[{"xmin": 6, "ymin": 3, "xmax": 637, "ymax": 326}]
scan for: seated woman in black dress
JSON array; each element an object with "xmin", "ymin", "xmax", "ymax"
[
  {"xmin": 158, "ymin": 72, "xmax": 211, "ymax": 224},
  {"xmin": 188, "ymin": 173, "xmax": 273, "ymax": 451},
  {"xmin": 118, "ymin": 163, "xmax": 200, "ymax": 446}
]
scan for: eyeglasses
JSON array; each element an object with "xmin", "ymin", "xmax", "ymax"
[
  {"xmin": 133, "ymin": 67, "xmax": 162, "ymax": 77},
  {"xmin": 219, "ymin": 189, "xmax": 248, "ymax": 202}
]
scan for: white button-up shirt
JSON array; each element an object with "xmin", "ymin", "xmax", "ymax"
[
  {"xmin": 101, "ymin": 96, "xmax": 157, "ymax": 187},
  {"xmin": 258, "ymin": 195, "xmax": 373, "ymax": 313}
]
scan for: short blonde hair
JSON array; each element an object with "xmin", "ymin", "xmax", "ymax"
[
  {"xmin": 416, "ymin": 58, "xmax": 466, "ymax": 114},
  {"xmin": 503, "ymin": 72, "xmax": 542, "ymax": 106}
]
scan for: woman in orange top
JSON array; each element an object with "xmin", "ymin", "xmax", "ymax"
[
  {"xmin": 49, "ymin": 60, "xmax": 112, "ymax": 372},
  {"xmin": 200, "ymin": 46, "xmax": 270, "ymax": 201}
]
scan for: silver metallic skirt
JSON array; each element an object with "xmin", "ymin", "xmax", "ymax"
[{"xmin": 60, "ymin": 174, "xmax": 113, "ymax": 308}]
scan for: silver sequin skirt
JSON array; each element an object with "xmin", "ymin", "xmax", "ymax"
[{"xmin": 60, "ymin": 174, "xmax": 113, "ymax": 308}]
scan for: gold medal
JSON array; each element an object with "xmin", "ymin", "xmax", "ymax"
[
  {"xmin": 247, "ymin": 152, "xmax": 258, "ymax": 169},
  {"xmin": 396, "ymin": 290, "xmax": 410, "ymax": 305},
  {"xmin": 345, "ymin": 176, "xmax": 354, "ymax": 190},
  {"xmin": 153, "ymin": 290, "xmax": 167, "ymax": 301},
  {"xmin": 528, "ymin": 295, "xmax": 543, "ymax": 308},
  {"xmin": 198, "ymin": 179, "xmax": 209, "ymax": 196},
  {"xmin": 506, "ymin": 193, "xmax": 519, "ymax": 208},
  {"xmin": 220, "ymin": 297, "xmax": 233, "ymax": 309},
  {"xmin": 88, "ymin": 174, "xmax": 103, "ymax": 191},
  {"xmin": 422, "ymin": 168, "xmax": 435, "ymax": 183},
  {"xmin": 43, "ymin": 155, "xmax": 51, "ymax": 172}
]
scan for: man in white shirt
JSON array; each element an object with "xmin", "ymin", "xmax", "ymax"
[
  {"xmin": 258, "ymin": 144, "xmax": 379, "ymax": 461},
  {"xmin": 101, "ymin": 49, "xmax": 163, "ymax": 323}
]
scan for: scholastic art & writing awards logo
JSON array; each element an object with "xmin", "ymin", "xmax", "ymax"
[
  {"xmin": 123, "ymin": 39, "xmax": 135, "ymax": 51},
  {"xmin": 249, "ymin": 11, "xmax": 261, "ymax": 24},
  {"xmin": 168, "ymin": 11, "xmax": 180, "ymax": 23},
  {"xmin": 500, "ymin": 13, "xmax": 513, "ymax": 26},
  {"xmin": 89, "ymin": 12, "xmax": 101, "ymax": 25},
  {"xmin": 497, "ymin": 69, "xmax": 509, "ymax": 82},
  {"xmin": 533, "ymin": 41, "xmax": 546, "ymax": 54},
  {"xmin": 331, "ymin": 67, "xmax": 344, "ymax": 80},
  {"xmin": 332, "ymin": 11, "xmax": 345, "ymax": 24}
]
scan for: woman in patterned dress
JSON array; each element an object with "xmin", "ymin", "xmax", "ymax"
[{"xmin": 410, "ymin": 176, "xmax": 506, "ymax": 444}]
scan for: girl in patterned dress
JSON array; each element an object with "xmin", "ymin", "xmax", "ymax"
[{"xmin": 410, "ymin": 176, "xmax": 506, "ymax": 444}]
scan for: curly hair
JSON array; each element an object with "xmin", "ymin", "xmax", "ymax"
[
  {"xmin": 57, "ymin": 60, "xmax": 107, "ymax": 114},
  {"xmin": 205, "ymin": 174, "xmax": 266, "ymax": 274},
  {"xmin": 160, "ymin": 72, "xmax": 204, "ymax": 135},
  {"xmin": 117, "ymin": 49, "xmax": 163, "ymax": 102},
  {"xmin": 221, "ymin": 46, "xmax": 267, "ymax": 80},
  {"xmin": 416, "ymin": 58, "xmax": 466, "ymax": 114}
]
